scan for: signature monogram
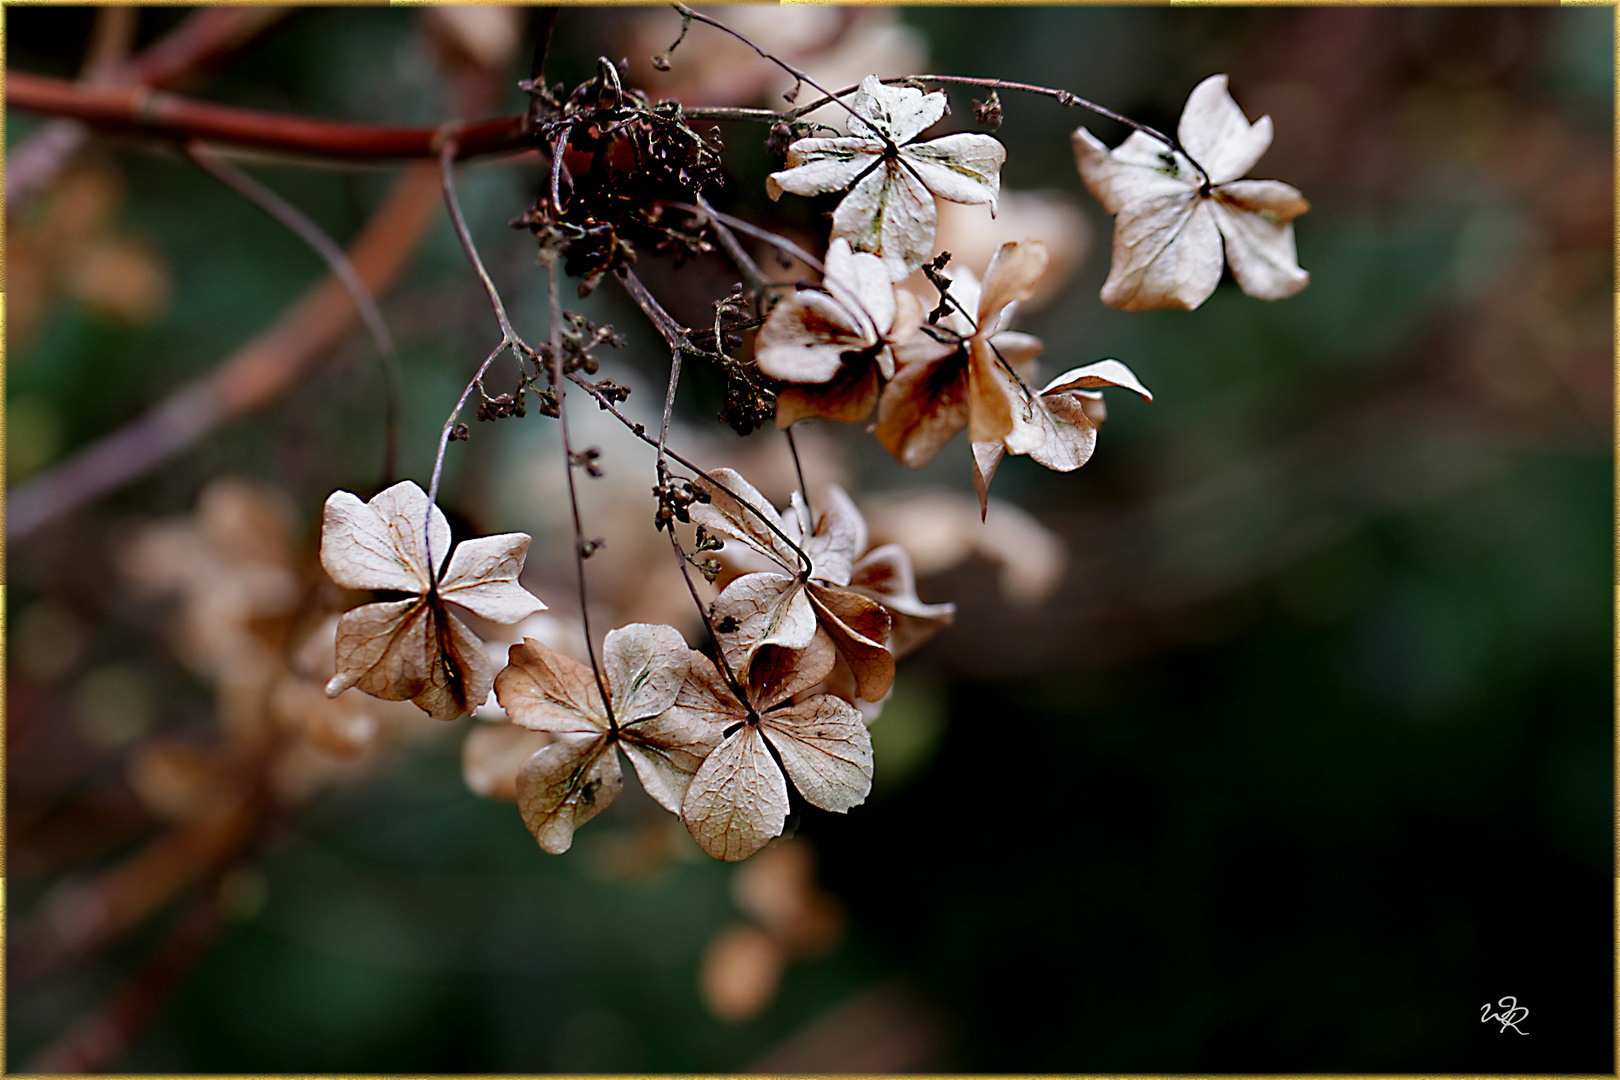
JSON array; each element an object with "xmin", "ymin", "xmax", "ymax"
[{"xmin": 1480, "ymin": 996, "xmax": 1529, "ymax": 1035}]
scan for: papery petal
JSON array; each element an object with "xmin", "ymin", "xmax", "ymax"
[
  {"xmin": 989, "ymin": 330, "xmax": 1043, "ymax": 379},
  {"xmin": 320, "ymin": 482, "xmax": 446, "ymax": 593},
  {"xmin": 438, "ymin": 532, "xmax": 546, "ymax": 624},
  {"xmin": 1041, "ymin": 359, "xmax": 1154, "ymax": 400},
  {"xmin": 327, "ymin": 598, "xmax": 430, "ymax": 700},
  {"xmin": 901, "ymin": 134, "xmax": 1005, "ymax": 209},
  {"xmin": 1072, "ymin": 128, "xmax": 1195, "ymax": 215},
  {"xmin": 603, "ymin": 622, "xmax": 689, "ymax": 723},
  {"xmin": 1211, "ymin": 182, "xmax": 1311, "ymax": 300},
  {"xmin": 831, "ymin": 161, "xmax": 937, "ymax": 281},
  {"xmin": 682, "ymin": 725, "xmax": 790, "ymax": 861},
  {"xmin": 1099, "ymin": 192, "xmax": 1222, "ymax": 312},
  {"xmin": 847, "ymin": 74, "xmax": 947, "ymax": 144},
  {"xmin": 774, "ymin": 361, "xmax": 883, "ymax": 427},
  {"xmin": 1026, "ymin": 394, "xmax": 1100, "ymax": 473},
  {"xmin": 807, "ymin": 586, "xmax": 894, "ymax": 702},
  {"xmin": 1177, "ymin": 74, "xmax": 1273, "ymax": 185},
  {"xmin": 803, "ymin": 484, "xmax": 865, "ymax": 587},
  {"xmin": 822, "ymin": 237, "xmax": 896, "ymax": 338},
  {"xmin": 978, "ymin": 241, "xmax": 1049, "ymax": 329},
  {"xmin": 768, "ymin": 139, "xmax": 882, "ymax": 199},
  {"xmin": 756, "ymin": 289, "xmax": 870, "ymax": 385},
  {"xmin": 968, "ymin": 338, "xmax": 1043, "ymax": 454},
  {"xmin": 748, "ymin": 633, "xmax": 838, "ymax": 712},
  {"xmin": 847, "ymin": 544, "xmax": 956, "ymax": 659},
  {"xmin": 516, "ymin": 731, "xmax": 622, "ymax": 854},
  {"xmin": 620, "ymin": 700, "xmax": 726, "ymax": 815},
  {"xmin": 410, "ymin": 609, "xmax": 497, "ymax": 722},
  {"xmin": 711, "ymin": 572, "xmax": 818, "ymax": 674},
  {"xmin": 761, "ymin": 695, "xmax": 874, "ymax": 813},
  {"xmin": 495, "ymin": 637, "xmax": 608, "ymax": 734},
  {"xmin": 691, "ymin": 467, "xmax": 800, "ymax": 572},
  {"xmin": 971, "ymin": 439, "xmax": 1006, "ymax": 521},
  {"xmin": 875, "ymin": 343, "xmax": 970, "ymax": 468}
]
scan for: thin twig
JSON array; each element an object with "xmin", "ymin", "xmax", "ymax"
[
  {"xmin": 695, "ymin": 193, "xmax": 767, "ymax": 305},
  {"xmin": 660, "ymin": 202, "xmax": 823, "ymax": 273},
  {"xmin": 548, "ymin": 262, "xmax": 616, "ymax": 729},
  {"xmin": 566, "ymin": 373, "xmax": 813, "ymax": 577},
  {"xmin": 785, "ymin": 427, "xmax": 812, "ymax": 533},
  {"xmin": 189, "ymin": 143, "xmax": 402, "ymax": 485}
]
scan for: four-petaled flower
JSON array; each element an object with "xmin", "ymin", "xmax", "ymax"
[
  {"xmin": 322, "ymin": 481, "xmax": 546, "ymax": 722},
  {"xmin": 769, "ymin": 75, "xmax": 1006, "ymax": 279},
  {"xmin": 1073, "ymin": 74, "xmax": 1310, "ymax": 311},
  {"xmin": 672, "ymin": 644, "xmax": 873, "ymax": 862},
  {"xmin": 495, "ymin": 624, "xmax": 725, "ymax": 854}
]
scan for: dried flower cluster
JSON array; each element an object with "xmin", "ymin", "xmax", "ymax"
[{"xmin": 318, "ymin": 53, "xmax": 1308, "ymax": 863}]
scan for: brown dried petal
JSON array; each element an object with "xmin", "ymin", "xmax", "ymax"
[
  {"xmin": 438, "ymin": 532, "xmax": 547, "ymax": 624},
  {"xmin": 516, "ymin": 731, "xmax": 623, "ymax": 854},
  {"xmin": 711, "ymin": 571, "xmax": 818, "ymax": 675},
  {"xmin": 496, "ymin": 637, "xmax": 608, "ymax": 735},
  {"xmin": 760, "ymin": 695, "xmax": 874, "ymax": 813},
  {"xmin": 807, "ymin": 585, "xmax": 894, "ymax": 702},
  {"xmin": 691, "ymin": 467, "xmax": 801, "ymax": 572},
  {"xmin": 847, "ymin": 544, "xmax": 955, "ymax": 659},
  {"xmin": 749, "ymin": 631, "xmax": 838, "ymax": 712},
  {"xmin": 682, "ymin": 724, "xmax": 791, "ymax": 861},
  {"xmin": 875, "ymin": 343, "xmax": 970, "ymax": 469},
  {"xmin": 602, "ymin": 623, "xmax": 689, "ymax": 723},
  {"xmin": 320, "ymin": 481, "xmax": 447, "ymax": 594}
]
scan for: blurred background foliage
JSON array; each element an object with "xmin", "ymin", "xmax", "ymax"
[{"xmin": 6, "ymin": 5, "xmax": 1612, "ymax": 1072}]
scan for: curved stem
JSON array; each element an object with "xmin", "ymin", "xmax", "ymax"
[
  {"xmin": 189, "ymin": 142, "xmax": 402, "ymax": 485},
  {"xmin": 548, "ymin": 263, "xmax": 616, "ymax": 731}
]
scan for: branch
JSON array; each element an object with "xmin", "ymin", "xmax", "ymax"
[
  {"xmin": 6, "ymin": 70, "xmax": 531, "ymax": 163},
  {"xmin": 7, "ymin": 8, "xmax": 291, "ymax": 211},
  {"xmin": 8, "ymin": 164, "xmax": 442, "ymax": 542}
]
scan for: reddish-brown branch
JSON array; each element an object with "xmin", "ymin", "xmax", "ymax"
[
  {"xmin": 8, "ymin": 164, "xmax": 443, "ymax": 541},
  {"xmin": 6, "ymin": 70, "xmax": 532, "ymax": 162}
]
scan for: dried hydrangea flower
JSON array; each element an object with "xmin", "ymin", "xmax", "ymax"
[
  {"xmin": 495, "ymin": 624, "xmax": 726, "ymax": 854},
  {"xmin": 321, "ymin": 481, "xmax": 545, "ymax": 722},
  {"xmin": 1074, "ymin": 74, "xmax": 1310, "ymax": 311},
  {"xmin": 757, "ymin": 238, "xmax": 924, "ymax": 426},
  {"xmin": 693, "ymin": 469, "xmax": 895, "ymax": 702},
  {"xmin": 672, "ymin": 646, "xmax": 873, "ymax": 862},
  {"xmin": 769, "ymin": 75, "xmax": 1006, "ymax": 279},
  {"xmin": 876, "ymin": 240, "xmax": 1048, "ymax": 471}
]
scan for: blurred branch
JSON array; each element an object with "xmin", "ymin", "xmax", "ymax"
[
  {"xmin": 27, "ymin": 889, "xmax": 227, "ymax": 1073},
  {"xmin": 9, "ymin": 164, "xmax": 443, "ymax": 542},
  {"xmin": 7, "ymin": 8, "xmax": 291, "ymax": 211},
  {"xmin": 6, "ymin": 70, "xmax": 531, "ymax": 163}
]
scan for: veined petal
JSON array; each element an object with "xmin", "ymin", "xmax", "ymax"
[
  {"xmin": 517, "ymin": 732, "xmax": 622, "ymax": 854},
  {"xmin": 803, "ymin": 484, "xmax": 865, "ymax": 587},
  {"xmin": 1099, "ymin": 192, "xmax": 1222, "ymax": 312},
  {"xmin": 711, "ymin": 572, "xmax": 818, "ymax": 674},
  {"xmin": 320, "ymin": 482, "xmax": 447, "ymax": 593},
  {"xmin": 901, "ymin": 134, "xmax": 1005, "ymax": 209},
  {"xmin": 807, "ymin": 586, "xmax": 894, "ymax": 702},
  {"xmin": 1042, "ymin": 359, "xmax": 1154, "ymax": 400},
  {"xmin": 831, "ymin": 161, "xmax": 938, "ymax": 281},
  {"xmin": 438, "ymin": 532, "xmax": 546, "ymax": 624},
  {"xmin": 822, "ymin": 238, "xmax": 896, "ymax": 339},
  {"xmin": 602, "ymin": 623, "xmax": 689, "ymax": 724},
  {"xmin": 756, "ymin": 289, "xmax": 869, "ymax": 385},
  {"xmin": 847, "ymin": 74, "xmax": 947, "ymax": 144},
  {"xmin": 1178, "ymin": 74, "xmax": 1273, "ymax": 185},
  {"xmin": 327, "ymin": 598, "xmax": 430, "ymax": 700},
  {"xmin": 495, "ymin": 637, "xmax": 608, "ymax": 735},
  {"xmin": 407, "ymin": 608, "xmax": 495, "ymax": 722},
  {"xmin": 1072, "ymin": 128, "xmax": 1196, "ymax": 215},
  {"xmin": 1210, "ymin": 199, "xmax": 1310, "ymax": 301},
  {"xmin": 761, "ymin": 695, "xmax": 874, "ymax": 813},
  {"xmin": 682, "ymin": 725, "xmax": 790, "ymax": 861},
  {"xmin": 691, "ymin": 467, "xmax": 800, "ymax": 572},
  {"xmin": 768, "ymin": 139, "xmax": 881, "ymax": 199},
  {"xmin": 978, "ymin": 241, "xmax": 1049, "ymax": 329},
  {"xmin": 1026, "ymin": 394, "xmax": 1100, "ymax": 473}
]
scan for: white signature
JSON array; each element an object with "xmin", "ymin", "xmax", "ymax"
[{"xmin": 1480, "ymin": 996, "xmax": 1529, "ymax": 1035}]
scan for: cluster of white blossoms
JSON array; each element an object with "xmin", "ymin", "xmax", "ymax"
[{"xmin": 317, "ymin": 73, "xmax": 1308, "ymax": 863}]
